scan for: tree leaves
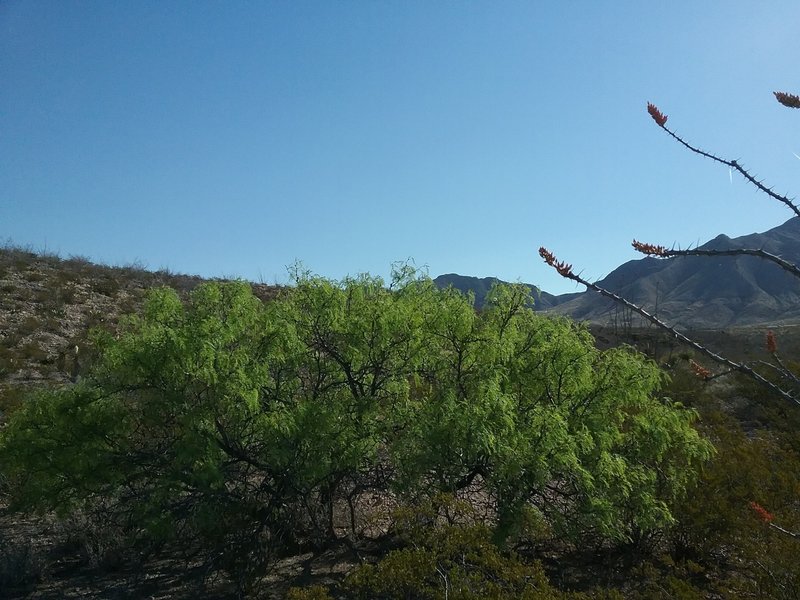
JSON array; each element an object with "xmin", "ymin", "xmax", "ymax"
[{"xmin": 0, "ymin": 269, "xmax": 712, "ymax": 580}]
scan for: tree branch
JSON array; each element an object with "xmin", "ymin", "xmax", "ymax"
[
  {"xmin": 646, "ymin": 102, "xmax": 800, "ymax": 218},
  {"xmin": 538, "ymin": 247, "xmax": 800, "ymax": 406},
  {"xmin": 632, "ymin": 244, "xmax": 800, "ymax": 281},
  {"xmin": 660, "ymin": 126, "xmax": 800, "ymax": 218}
]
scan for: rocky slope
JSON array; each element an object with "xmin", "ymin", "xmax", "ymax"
[{"xmin": 0, "ymin": 246, "xmax": 278, "ymax": 418}]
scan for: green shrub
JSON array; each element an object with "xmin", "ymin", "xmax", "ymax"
[
  {"xmin": 342, "ymin": 502, "xmax": 579, "ymax": 600},
  {"xmin": 286, "ymin": 586, "xmax": 335, "ymax": 600},
  {"xmin": 0, "ymin": 347, "xmax": 17, "ymax": 379},
  {"xmin": 0, "ymin": 385, "xmax": 28, "ymax": 421},
  {"xmin": 660, "ymin": 384, "xmax": 800, "ymax": 598},
  {"xmin": 0, "ymin": 271, "xmax": 712, "ymax": 585},
  {"xmin": 620, "ymin": 559, "xmax": 706, "ymax": 600},
  {"xmin": 17, "ymin": 315, "xmax": 42, "ymax": 336},
  {"xmin": 23, "ymin": 270, "xmax": 45, "ymax": 282},
  {"xmin": 92, "ymin": 275, "xmax": 120, "ymax": 297},
  {"xmin": 18, "ymin": 341, "xmax": 48, "ymax": 362}
]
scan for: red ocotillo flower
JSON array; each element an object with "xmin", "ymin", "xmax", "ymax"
[
  {"xmin": 539, "ymin": 247, "xmax": 573, "ymax": 277},
  {"xmin": 632, "ymin": 239, "xmax": 668, "ymax": 256},
  {"xmin": 647, "ymin": 102, "xmax": 668, "ymax": 127},
  {"xmin": 749, "ymin": 501, "xmax": 775, "ymax": 523},
  {"xmin": 689, "ymin": 360, "xmax": 712, "ymax": 380},
  {"xmin": 766, "ymin": 330, "xmax": 778, "ymax": 354},
  {"xmin": 774, "ymin": 91, "xmax": 800, "ymax": 109}
]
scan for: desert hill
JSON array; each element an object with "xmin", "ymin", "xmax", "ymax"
[
  {"xmin": 0, "ymin": 246, "xmax": 278, "ymax": 407},
  {"xmin": 438, "ymin": 217, "xmax": 800, "ymax": 328}
]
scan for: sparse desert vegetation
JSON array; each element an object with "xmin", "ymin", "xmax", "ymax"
[
  {"xmin": 1, "ymin": 249, "xmax": 799, "ymax": 599},
  {"xmin": 6, "ymin": 3, "xmax": 800, "ymax": 597},
  {"xmin": 4, "ymin": 93, "xmax": 800, "ymax": 599}
]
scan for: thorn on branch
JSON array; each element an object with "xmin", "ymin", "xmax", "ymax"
[
  {"xmin": 647, "ymin": 102, "xmax": 668, "ymax": 127},
  {"xmin": 632, "ymin": 239, "xmax": 668, "ymax": 256},
  {"xmin": 538, "ymin": 247, "xmax": 573, "ymax": 277},
  {"xmin": 774, "ymin": 91, "xmax": 800, "ymax": 109}
]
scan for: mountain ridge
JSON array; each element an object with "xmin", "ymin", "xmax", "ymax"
[{"xmin": 436, "ymin": 217, "xmax": 800, "ymax": 327}]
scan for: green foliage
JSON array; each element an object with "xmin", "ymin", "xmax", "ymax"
[
  {"xmin": 0, "ymin": 385, "xmax": 27, "ymax": 421},
  {"xmin": 665, "ymin": 392, "xmax": 800, "ymax": 599},
  {"xmin": 391, "ymin": 283, "xmax": 712, "ymax": 544},
  {"xmin": 0, "ymin": 270, "xmax": 711, "ymax": 584},
  {"xmin": 619, "ymin": 557, "xmax": 706, "ymax": 600},
  {"xmin": 284, "ymin": 498, "xmax": 576, "ymax": 599},
  {"xmin": 343, "ymin": 512, "xmax": 578, "ymax": 600},
  {"xmin": 286, "ymin": 586, "xmax": 335, "ymax": 600}
]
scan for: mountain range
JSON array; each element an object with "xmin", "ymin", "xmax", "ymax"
[{"xmin": 434, "ymin": 217, "xmax": 800, "ymax": 328}]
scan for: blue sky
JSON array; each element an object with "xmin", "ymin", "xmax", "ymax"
[{"xmin": 2, "ymin": 1, "xmax": 799, "ymax": 295}]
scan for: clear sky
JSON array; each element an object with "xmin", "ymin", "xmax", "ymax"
[{"xmin": 2, "ymin": 1, "xmax": 799, "ymax": 295}]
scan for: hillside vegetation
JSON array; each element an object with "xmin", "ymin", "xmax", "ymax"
[
  {"xmin": 0, "ymin": 245, "xmax": 276, "ymax": 414},
  {"xmin": 0, "ymin": 248, "xmax": 799, "ymax": 599}
]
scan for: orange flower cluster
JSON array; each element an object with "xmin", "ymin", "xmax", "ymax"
[
  {"xmin": 774, "ymin": 91, "xmax": 800, "ymax": 109},
  {"xmin": 647, "ymin": 102, "xmax": 668, "ymax": 126},
  {"xmin": 766, "ymin": 330, "xmax": 778, "ymax": 354},
  {"xmin": 689, "ymin": 360, "xmax": 712, "ymax": 380},
  {"xmin": 632, "ymin": 239, "xmax": 668, "ymax": 256},
  {"xmin": 538, "ymin": 247, "xmax": 573, "ymax": 277},
  {"xmin": 749, "ymin": 501, "xmax": 774, "ymax": 523}
]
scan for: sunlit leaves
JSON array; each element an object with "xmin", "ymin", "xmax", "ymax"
[{"xmin": 0, "ymin": 271, "xmax": 711, "ymax": 580}]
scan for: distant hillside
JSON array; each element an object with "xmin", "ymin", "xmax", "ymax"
[
  {"xmin": 432, "ymin": 273, "xmax": 579, "ymax": 309},
  {"xmin": 550, "ymin": 217, "xmax": 800, "ymax": 327},
  {"xmin": 437, "ymin": 218, "xmax": 800, "ymax": 327}
]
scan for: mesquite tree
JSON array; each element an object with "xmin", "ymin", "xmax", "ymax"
[{"xmin": 0, "ymin": 270, "xmax": 711, "ymax": 585}]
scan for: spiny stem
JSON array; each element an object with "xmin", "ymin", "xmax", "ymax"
[
  {"xmin": 660, "ymin": 125, "xmax": 800, "ymax": 218},
  {"xmin": 539, "ymin": 247, "xmax": 800, "ymax": 406},
  {"xmin": 634, "ymin": 246, "xmax": 800, "ymax": 280}
]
